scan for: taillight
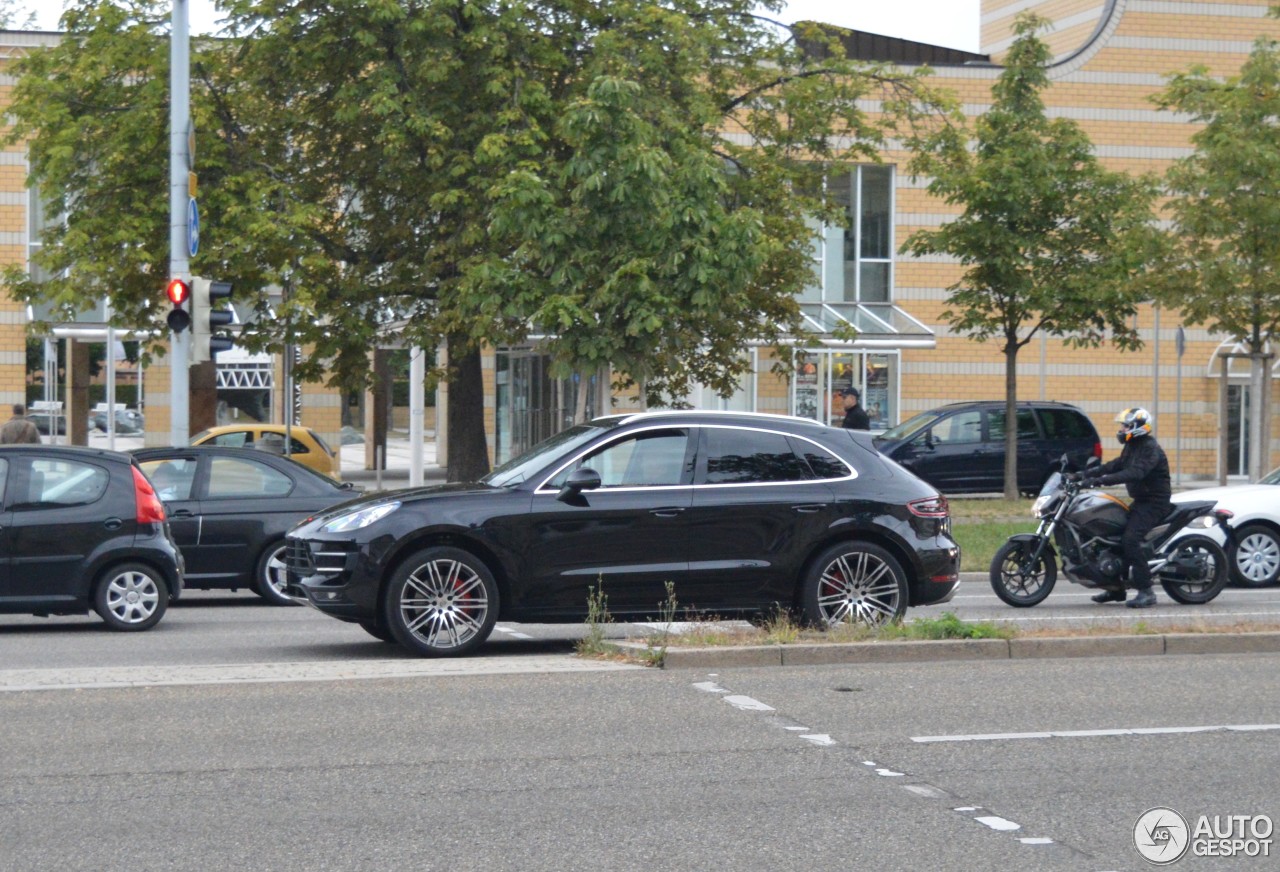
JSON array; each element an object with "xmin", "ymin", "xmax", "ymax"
[
  {"xmin": 1092, "ymin": 440, "xmax": 1103, "ymax": 459},
  {"xmin": 132, "ymin": 466, "xmax": 167, "ymax": 524},
  {"xmin": 907, "ymin": 495, "xmax": 950, "ymax": 518}
]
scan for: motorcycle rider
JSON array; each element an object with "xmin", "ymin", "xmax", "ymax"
[{"xmin": 1080, "ymin": 408, "xmax": 1171, "ymax": 609}]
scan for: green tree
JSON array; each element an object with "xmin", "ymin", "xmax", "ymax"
[
  {"xmin": 1151, "ymin": 34, "xmax": 1280, "ymax": 480},
  {"xmin": 7, "ymin": 1, "xmax": 952, "ymax": 480},
  {"xmin": 903, "ymin": 14, "xmax": 1157, "ymax": 498}
]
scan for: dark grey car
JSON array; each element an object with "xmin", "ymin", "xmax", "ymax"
[{"xmin": 874, "ymin": 401, "xmax": 1102, "ymax": 495}]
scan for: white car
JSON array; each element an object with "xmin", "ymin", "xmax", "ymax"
[{"xmin": 1171, "ymin": 468, "xmax": 1280, "ymax": 587}]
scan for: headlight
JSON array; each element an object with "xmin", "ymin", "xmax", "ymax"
[
  {"xmin": 1187, "ymin": 514, "xmax": 1220, "ymax": 529},
  {"xmin": 1032, "ymin": 494, "xmax": 1052, "ymax": 517},
  {"xmin": 320, "ymin": 501, "xmax": 401, "ymax": 533}
]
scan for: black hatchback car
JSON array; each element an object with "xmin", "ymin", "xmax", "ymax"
[
  {"xmin": 0, "ymin": 445, "xmax": 183, "ymax": 630},
  {"xmin": 874, "ymin": 401, "xmax": 1102, "ymax": 496},
  {"xmin": 133, "ymin": 447, "xmax": 358, "ymax": 605},
  {"xmin": 286, "ymin": 411, "xmax": 961, "ymax": 657}
]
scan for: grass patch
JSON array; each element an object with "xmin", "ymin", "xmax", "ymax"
[
  {"xmin": 948, "ymin": 497, "xmax": 1034, "ymax": 522},
  {"xmin": 950, "ymin": 520, "xmax": 1028, "ymax": 572}
]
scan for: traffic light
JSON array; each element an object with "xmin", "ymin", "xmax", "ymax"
[
  {"xmin": 190, "ymin": 277, "xmax": 235, "ymax": 364},
  {"xmin": 165, "ymin": 278, "xmax": 191, "ymax": 334}
]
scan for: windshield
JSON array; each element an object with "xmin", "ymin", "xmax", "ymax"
[
  {"xmin": 1260, "ymin": 467, "xmax": 1280, "ymax": 485},
  {"xmin": 877, "ymin": 411, "xmax": 942, "ymax": 444},
  {"xmin": 482, "ymin": 424, "xmax": 609, "ymax": 487},
  {"xmin": 1040, "ymin": 471, "xmax": 1063, "ymax": 497}
]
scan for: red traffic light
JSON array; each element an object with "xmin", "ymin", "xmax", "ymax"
[{"xmin": 166, "ymin": 278, "xmax": 190, "ymax": 306}]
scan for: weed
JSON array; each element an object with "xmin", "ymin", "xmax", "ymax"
[
  {"xmin": 576, "ymin": 583, "xmax": 620, "ymax": 658},
  {"xmin": 640, "ymin": 582, "xmax": 680, "ymax": 667}
]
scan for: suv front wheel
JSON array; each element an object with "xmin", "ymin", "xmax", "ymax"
[{"xmin": 94, "ymin": 562, "xmax": 169, "ymax": 631}]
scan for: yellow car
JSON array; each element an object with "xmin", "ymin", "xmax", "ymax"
[{"xmin": 191, "ymin": 424, "xmax": 341, "ymax": 479}]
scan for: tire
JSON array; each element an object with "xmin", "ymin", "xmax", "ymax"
[
  {"xmin": 1159, "ymin": 534, "xmax": 1228, "ymax": 604},
  {"xmin": 253, "ymin": 541, "xmax": 296, "ymax": 606},
  {"xmin": 989, "ymin": 538, "xmax": 1057, "ymax": 607},
  {"xmin": 358, "ymin": 620, "xmax": 396, "ymax": 643},
  {"xmin": 801, "ymin": 542, "xmax": 908, "ymax": 628},
  {"xmin": 1229, "ymin": 523, "xmax": 1280, "ymax": 588},
  {"xmin": 93, "ymin": 563, "xmax": 169, "ymax": 631},
  {"xmin": 383, "ymin": 546, "xmax": 499, "ymax": 656}
]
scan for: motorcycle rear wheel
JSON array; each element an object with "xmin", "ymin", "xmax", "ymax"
[
  {"xmin": 989, "ymin": 539, "xmax": 1057, "ymax": 607},
  {"xmin": 1159, "ymin": 534, "xmax": 1228, "ymax": 604}
]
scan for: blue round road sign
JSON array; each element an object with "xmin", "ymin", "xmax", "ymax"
[{"xmin": 187, "ymin": 197, "xmax": 199, "ymax": 258}]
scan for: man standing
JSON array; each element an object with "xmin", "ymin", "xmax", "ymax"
[
  {"xmin": 1082, "ymin": 408, "xmax": 1170, "ymax": 609},
  {"xmin": 839, "ymin": 387, "xmax": 870, "ymax": 431},
  {"xmin": 0, "ymin": 404, "xmax": 41, "ymax": 444}
]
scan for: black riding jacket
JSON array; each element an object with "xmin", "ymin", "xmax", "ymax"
[{"xmin": 1091, "ymin": 436, "xmax": 1171, "ymax": 502}]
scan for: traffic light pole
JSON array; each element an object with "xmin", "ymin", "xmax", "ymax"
[{"xmin": 169, "ymin": 0, "xmax": 190, "ymax": 446}]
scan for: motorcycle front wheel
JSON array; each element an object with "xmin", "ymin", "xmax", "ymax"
[
  {"xmin": 990, "ymin": 539, "xmax": 1057, "ymax": 607},
  {"xmin": 1159, "ymin": 534, "xmax": 1228, "ymax": 604}
]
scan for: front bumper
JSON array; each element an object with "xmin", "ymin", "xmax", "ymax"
[{"xmin": 284, "ymin": 536, "xmax": 379, "ymax": 620}]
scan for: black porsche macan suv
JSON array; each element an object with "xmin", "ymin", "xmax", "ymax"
[{"xmin": 286, "ymin": 411, "xmax": 961, "ymax": 656}]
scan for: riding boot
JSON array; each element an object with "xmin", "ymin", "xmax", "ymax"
[
  {"xmin": 1091, "ymin": 589, "xmax": 1126, "ymax": 603},
  {"xmin": 1126, "ymin": 587, "xmax": 1156, "ymax": 609}
]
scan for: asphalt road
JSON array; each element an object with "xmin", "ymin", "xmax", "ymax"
[{"xmin": 0, "ymin": 636, "xmax": 1275, "ymax": 871}]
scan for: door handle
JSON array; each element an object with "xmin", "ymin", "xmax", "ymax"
[
  {"xmin": 170, "ymin": 509, "xmax": 196, "ymax": 518},
  {"xmin": 649, "ymin": 507, "xmax": 685, "ymax": 518},
  {"xmin": 792, "ymin": 504, "xmax": 827, "ymax": 514},
  {"xmin": 103, "ymin": 517, "xmax": 123, "ymax": 530}
]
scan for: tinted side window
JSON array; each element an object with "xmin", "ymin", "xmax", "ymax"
[
  {"xmin": 207, "ymin": 457, "xmax": 294, "ymax": 497},
  {"xmin": 547, "ymin": 429, "xmax": 690, "ymax": 489},
  {"xmin": 987, "ymin": 409, "xmax": 1038, "ymax": 441},
  {"xmin": 699, "ymin": 428, "xmax": 810, "ymax": 485},
  {"xmin": 932, "ymin": 410, "xmax": 982, "ymax": 444},
  {"xmin": 795, "ymin": 439, "xmax": 851, "ymax": 480},
  {"xmin": 1039, "ymin": 409, "xmax": 1093, "ymax": 440},
  {"xmin": 26, "ymin": 459, "xmax": 109, "ymax": 507}
]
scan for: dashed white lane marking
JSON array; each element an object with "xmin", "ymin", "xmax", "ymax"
[
  {"xmin": 692, "ymin": 681, "xmax": 727, "ymax": 694},
  {"xmin": 1019, "ymin": 837, "xmax": 1055, "ymax": 845},
  {"xmin": 911, "ymin": 723, "xmax": 1280, "ymax": 743},
  {"xmin": 723, "ymin": 694, "xmax": 775, "ymax": 712},
  {"xmin": 799, "ymin": 734, "xmax": 835, "ymax": 746},
  {"xmin": 975, "ymin": 816, "xmax": 1021, "ymax": 832},
  {"xmin": 493, "ymin": 625, "xmax": 534, "ymax": 640},
  {"xmin": 0, "ymin": 656, "xmax": 641, "ymax": 692}
]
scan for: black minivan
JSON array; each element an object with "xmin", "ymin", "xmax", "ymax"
[
  {"xmin": 873, "ymin": 401, "xmax": 1102, "ymax": 495},
  {"xmin": 0, "ymin": 445, "xmax": 184, "ymax": 630}
]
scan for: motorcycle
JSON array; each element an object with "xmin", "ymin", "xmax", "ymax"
[{"xmin": 989, "ymin": 458, "xmax": 1235, "ymax": 607}]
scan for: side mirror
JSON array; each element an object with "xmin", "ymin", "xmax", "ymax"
[{"xmin": 557, "ymin": 467, "xmax": 602, "ymax": 503}]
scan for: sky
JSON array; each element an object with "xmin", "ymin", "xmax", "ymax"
[{"xmin": 28, "ymin": 1, "xmax": 982, "ymax": 52}]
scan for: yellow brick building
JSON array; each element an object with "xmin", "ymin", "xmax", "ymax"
[{"xmin": 4, "ymin": 2, "xmax": 1278, "ymax": 481}]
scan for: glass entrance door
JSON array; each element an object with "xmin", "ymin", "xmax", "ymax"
[{"xmin": 1226, "ymin": 384, "xmax": 1250, "ymax": 477}]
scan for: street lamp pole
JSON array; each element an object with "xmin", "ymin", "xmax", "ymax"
[{"xmin": 169, "ymin": 0, "xmax": 190, "ymax": 446}]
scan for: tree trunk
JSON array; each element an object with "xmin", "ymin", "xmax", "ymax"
[
  {"xmin": 445, "ymin": 336, "xmax": 490, "ymax": 483},
  {"xmin": 1004, "ymin": 341, "xmax": 1020, "ymax": 500}
]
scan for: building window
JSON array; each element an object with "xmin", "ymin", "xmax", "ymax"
[{"xmin": 817, "ymin": 165, "xmax": 894, "ymax": 303}]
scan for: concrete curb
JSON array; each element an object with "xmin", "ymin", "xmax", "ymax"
[{"xmin": 655, "ymin": 631, "xmax": 1280, "ymax": 669}]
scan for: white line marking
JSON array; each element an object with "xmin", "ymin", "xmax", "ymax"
[
  {"xmin": 912, "ymin": 724, "xmax": 1280, "ymax": 743},
  {"xmin": 875, "ymin": 768, "xmax": 905, "ymax": 777},
  {"xmin": 953, "ymin": 806, "xmax": 979, "ymax": 812},
  {"xmin": 692, "ymin": 681, "xmax": 727, "ymax": 694},
  {"xmin": 784, "ymin": 726, "xmax": 809, "ymax": 732},
  {"xmin": 976, "ymin": 816, "xmax": 1021, "ymax": 832},
  {"xmin": 723, "ymin": 694, "xmax": 775, "ymax": 712},
  {"xmin": 799, "ymin": 734, "xmax": 835, "ymax": 746},
  {"xmin": 1019, "ymin": 837, "xmax": 1054, "ymax": 845},
  {"xmin": 493, "ymin": 625, "xmax": 534, "ymax": 640},
  {"xmin": 903, "ymin": 785, "xmax": 947, "ymax": 798}
]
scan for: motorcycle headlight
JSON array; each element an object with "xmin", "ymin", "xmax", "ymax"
[
  {"xmin": 1187, "ymin": 515, "xmax": 1219, "ymax": 529},
  {"xmin": 320, "ymin": 501, "xmax": 401, "ymax": 533},
  {"xmin": 1032, "ymin": 494, "xmax": 1052, "ymax": 517}
]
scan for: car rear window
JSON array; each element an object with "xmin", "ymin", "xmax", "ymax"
[{"xmin": 1038, "ymin": 408, "xmax": 1094, "ymax": 440}]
